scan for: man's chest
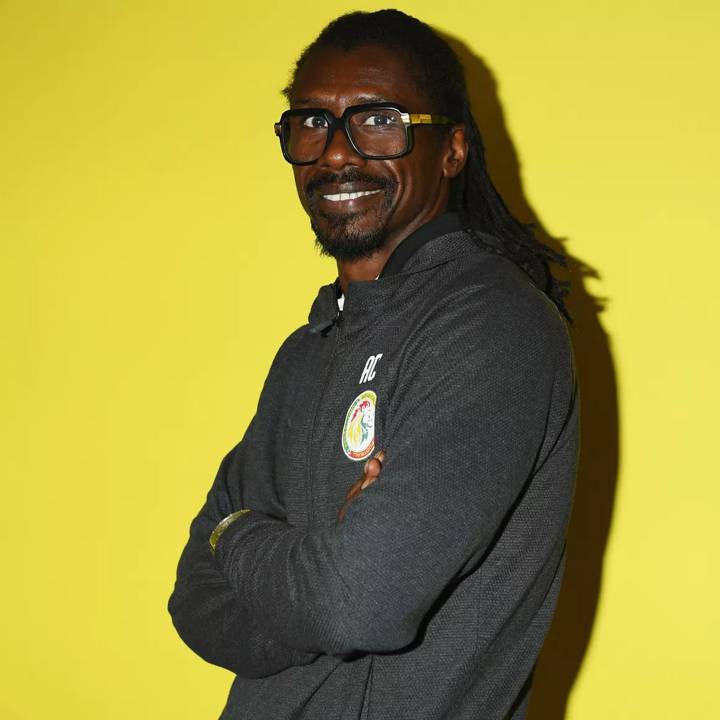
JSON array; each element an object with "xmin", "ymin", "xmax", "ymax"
[{"xmin": 260, "ymin": 324, "xmax": 401, "ymax": 526}]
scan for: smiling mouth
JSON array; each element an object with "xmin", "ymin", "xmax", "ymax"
[{"xmin": 321, "ymin": 189, "xmax": 383, "ymax": 202}]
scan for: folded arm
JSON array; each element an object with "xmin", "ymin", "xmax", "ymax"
[
  {"xmin": 168, "ymin": 442, "xmax": 319, "ymax": 677},
  {"xmin": 212, "ymin": 292, "xmax": 572, "ymax": 656}
]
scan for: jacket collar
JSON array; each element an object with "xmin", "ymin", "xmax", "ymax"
[
  {"xmin": 378, "ymin": 211, "xmax": 464, "ymax": 278},
  {"xmin": 308, "ymin": 211, "xmax": 478, "ymax": 334}
]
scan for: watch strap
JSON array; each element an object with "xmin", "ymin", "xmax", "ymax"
[{"xmin": 209, "ymin": 508, "xmax": 251, "ymax": 555}]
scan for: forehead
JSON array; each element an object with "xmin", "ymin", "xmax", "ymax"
[{"xmin": 290, "ymin": 44, "xmax": 430, "ymax": 112}]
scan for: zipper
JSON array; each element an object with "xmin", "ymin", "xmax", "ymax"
[
  {"xmin": 304, "ymin": 306, "xmax": 343, "ymax": 520},
  {"xmin": 360, "ymin": 655, "xmax": 375, "ymax": 720},
  {"xmin": 320, "ymin": 305, "xmax": 343, "ymax": 336}
]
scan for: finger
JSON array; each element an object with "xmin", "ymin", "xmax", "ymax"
[
  {"xmin": 360, "ymin": 451, "xmax": 386, "ymax": 489},
  {"xmin": 363, "ymin": 450, "xmax": 385, "ymax": 473},
  {"xmin": 348, "ymin": 450, "xmax": 387, "ymax": 498},
  {"xmin": 346, "ymin": 477, "xmax": 369, "ymax": 502},
  {"xmin": 360, "ymin": 465, "xmax": 380, "ymax": 489}
]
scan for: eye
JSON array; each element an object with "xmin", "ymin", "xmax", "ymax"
[
  {"xmin": 301, "ymin": 115, "xmax": 328, "ymax": 129},
  {"xmin": 361, "ymin": 112, "xmax": 399, "ymax": 127}
]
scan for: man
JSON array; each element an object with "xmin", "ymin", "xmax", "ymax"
[{"xmin": 168, "ymin": 9, "xmax": 578, "ymax": 720}]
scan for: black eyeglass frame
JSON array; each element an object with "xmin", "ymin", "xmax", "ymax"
[{"xmin": 273, "ymin": 102, "xmax": 456, "ymax": 165}]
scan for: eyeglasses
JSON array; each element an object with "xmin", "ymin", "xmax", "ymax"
[{"xmin": 274, "ymin": 102, "xmax": 456, "ymax": 165}]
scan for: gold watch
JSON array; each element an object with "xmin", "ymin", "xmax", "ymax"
[{"xmin": 209, "ymin": 508, "xmax": 251, "ymax": 555}]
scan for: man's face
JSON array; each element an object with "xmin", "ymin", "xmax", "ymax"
[{"xmin": 287, "ymin": 44, "xmax": 457, "ymax": 261}]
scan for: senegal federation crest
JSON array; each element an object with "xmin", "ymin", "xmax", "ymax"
[{"xmin": 341, "ymin": 390, "xmax": 377, "ymax": 461}]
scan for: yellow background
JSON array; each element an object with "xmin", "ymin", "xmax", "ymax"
[{"xmin": 2, "ymin": 1, "xmax": 718, "ymax": 718}]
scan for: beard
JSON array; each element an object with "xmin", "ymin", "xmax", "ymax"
[
  {"xmin": 304, "ymin": 169, "xmax": 398, "ymax": 261},
  {"xmin": 310, "ymin": 212, "xmax": 388, "ymax": 261}
]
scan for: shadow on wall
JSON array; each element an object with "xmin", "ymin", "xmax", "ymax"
[{"xmin": 443, "ymin": 35, "xmax": 621, "ymax": 720}]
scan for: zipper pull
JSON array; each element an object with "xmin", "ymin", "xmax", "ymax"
[
  {"xmin": 317, "ymin": 308, "xmax": 342, "ymax": 337},
  {"xmin": 323, "ymin": 309, "xmax": 342, "ymax": 337}
]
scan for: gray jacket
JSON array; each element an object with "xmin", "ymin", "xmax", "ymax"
[{"xmin": 168, "ymin": 220, "xmax": 579, "ymax": 719}]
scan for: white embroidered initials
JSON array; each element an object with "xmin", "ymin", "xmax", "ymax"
[{"xmin": 359, "ymin": 353, "xmax": 383, "ymax": 384}]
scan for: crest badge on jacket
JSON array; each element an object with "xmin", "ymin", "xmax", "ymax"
[{"xmin": 341, "ymin": 390, "xmax": 377, "ymax": 461}]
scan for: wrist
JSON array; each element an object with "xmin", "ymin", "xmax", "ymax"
[{"xmin": 209, "ymin": 509, "xmax": 251, "ymax": 555}]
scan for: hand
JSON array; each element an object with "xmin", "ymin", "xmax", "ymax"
[{"xmin": 337, "ymin": 450, "xmax": 385, "ymax": 522}]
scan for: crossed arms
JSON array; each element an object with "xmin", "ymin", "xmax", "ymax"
[{"xmin": 167, "ymin": 289, "xmax": 567, "ymax": 677}]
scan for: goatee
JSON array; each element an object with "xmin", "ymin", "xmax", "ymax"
[
  {"xmin": 310, "ymin": 215, "xmax": 389, "ymax": 261},
  {"xmin": 304, "ymin": 170, "xmax": 397, "ymax": 261}
]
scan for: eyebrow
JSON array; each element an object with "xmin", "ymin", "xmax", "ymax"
[{"xmin": 291, "ymin": 95, "xmax": 391, "ymax": 107}]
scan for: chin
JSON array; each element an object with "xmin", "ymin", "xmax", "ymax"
[{"xmin": 311, "ymin": 213, "xmax": 389, "ymax": 261}]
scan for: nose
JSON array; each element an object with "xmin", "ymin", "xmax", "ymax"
[{"xmin": 319, "ymin": 122, "xmax": 365, "ymax": 171}]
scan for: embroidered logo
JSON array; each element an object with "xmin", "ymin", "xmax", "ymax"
[
  {"xmin": 341, "ymin": 390, "xmax": 377, "ymax": 461},
  {"xmin": 359, "ymin": 353, "xmax": 383, "ymax": 384}
]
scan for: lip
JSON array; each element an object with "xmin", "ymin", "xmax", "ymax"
[{"xmin": 304, "ymin": 172, "xmax": 396, "ymax": 216}]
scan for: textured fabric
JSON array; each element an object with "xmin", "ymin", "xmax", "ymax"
[{"xmin": 168, "ymin": 226, "xmax": 579, "ymax": 719}]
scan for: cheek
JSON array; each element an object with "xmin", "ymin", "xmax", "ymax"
[
  {"xmin": 395, "ymin": 162, "xmax": 429, "ymax": 210},
  {"xmin": 292, "ymin": 169, "xmax": 310, "ymax": 211},
  {"xmin": 400, "ymin": 153, "xmax": 444, "ymax": 207}
]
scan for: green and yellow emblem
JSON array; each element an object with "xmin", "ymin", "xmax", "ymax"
[{"xmin": 341, "ymin": 390, "xmax": 377, "ymax": 461}]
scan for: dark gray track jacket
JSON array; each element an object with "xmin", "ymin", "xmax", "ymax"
[{"xmin": 168, "ymin": 215, "xmax": 579, "ymax": 719}]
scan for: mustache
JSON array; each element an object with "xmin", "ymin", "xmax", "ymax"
[{"xmin": 304, "ymin": 169, "xmax": 397, "ymax": 199}]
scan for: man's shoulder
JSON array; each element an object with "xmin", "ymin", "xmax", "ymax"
[
  {"xmin": 424, "ymin": 247, "xmax": 568, "ymax": 345},
  {"xmin": 271, "ymin": 324, "xmax": 311, "ymax": 364}
]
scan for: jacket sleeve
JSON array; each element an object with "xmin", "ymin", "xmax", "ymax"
[
  {"xmin": 167, "ymin": 440, "xmax": 319, "ymax": 677},
  {"xmin": 212, "ymin": 287, "xmax": 577, "ymax": 656}
]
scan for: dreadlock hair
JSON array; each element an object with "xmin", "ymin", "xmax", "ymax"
[{"xmin": 283, "ymin": 9, "xmax": 570, "ymax": 318}]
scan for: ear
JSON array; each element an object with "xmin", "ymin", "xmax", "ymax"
[{"xmin": 441, "ymin": 124, "xmax": 468, "ymax": 179}]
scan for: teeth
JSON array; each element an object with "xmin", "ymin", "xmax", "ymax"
[{"xmin": 322, "ymin": 190, "xmax": 382, "ymax": 202}]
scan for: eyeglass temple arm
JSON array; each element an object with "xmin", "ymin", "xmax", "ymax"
[{"xmin": 408, "ymin": 113, "xmax": 455, "ymax": 126}]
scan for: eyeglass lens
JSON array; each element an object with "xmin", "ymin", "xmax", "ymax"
[{"xmin": 283, "ymin": 108, "xmax": 407, "ymax": 163}]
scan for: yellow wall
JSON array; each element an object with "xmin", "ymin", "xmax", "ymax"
[{"xmin": 2, "ymin": 2, "xmax": 718, "ymax": 718}]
